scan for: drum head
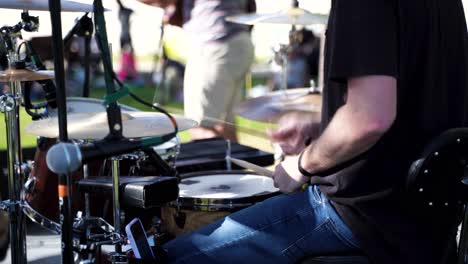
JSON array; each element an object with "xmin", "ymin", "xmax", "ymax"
[
  {"xmin": 180, "ymin": 174, "xmax": 277, "ymax": 199},
  {"xmin": 176, "ymin": 171, "xmax": 279, "ymax": 211}
]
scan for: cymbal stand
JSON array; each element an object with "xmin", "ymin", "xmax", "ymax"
[
  {"xmin": 0, "ymin": 12, "xmax": 56, "ymax": 263},
  {"xmin": 0, "ymin": 52, "xmax": 28, "ymax": 264},
  {"xmin": 108, "ymin": 156, "xmax": 127, "ymax": 264},
  {"xmin": 48, "ymin": 0, "xmax": 75, "ymax": 262},
  {"xmin": 225, "ymin": 140, "xmax": 232, "ymax": 170},
  {"xmin": 71, "ymin": 161, "xmax": 127, "ymax": 264},
  {"xmin": 273, "ymin": 24, "xmax": 303, "ymax": 94},
  {"xmin": 278, "ymin": 0, "xmax": 300, "ymax": 93},
  {"xmin": 317, "ymin": 28, "xmax": 326, "ymax": 92},
  {"xmin": 63, "ymin": 13, "xmax": 94, "ymax": 98}
]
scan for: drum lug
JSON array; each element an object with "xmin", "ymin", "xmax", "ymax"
[
  {"xmin": 23, "ymin": 176, "xmax": 36, "ymax": 194},
  {"xmin": 21, "ymin": 161, "xmax": 33, "ymax": 177}
]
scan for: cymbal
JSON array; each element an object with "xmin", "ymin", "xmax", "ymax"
[
  {"xmin": 0, "ymin": 0, "xmax": 100, "ymax": 12},
  {"xmin": 0, "ymin": 69, "xmax": 54, "ymax": 82},
  {"xmin": 226, "ymin": 7, "xmax": 328, "ymax": 26},
  {"xmin": 235, "ymin": 88, "xmax": 322, "ymax": 122},
  {"xmin": 24, "ymin": 112, "xmax": 198, "ymax": 140}
]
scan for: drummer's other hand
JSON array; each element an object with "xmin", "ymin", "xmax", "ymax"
[
  {"xmin": 273, "ymin": 155, "xmax": 309, "ymax": 193},
  {"xmin": 267, "ymin": 111, "xmax": 321, "ymax": 155}
]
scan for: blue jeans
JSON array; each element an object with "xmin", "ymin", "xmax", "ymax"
[{"xmin": 163, "ymin": 186, "xmax": 361, "ymax": 263}]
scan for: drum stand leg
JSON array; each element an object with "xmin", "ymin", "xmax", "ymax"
[
  {"xmin": 0, "ymin": 78, "xmax": 28, "ymax": 264},
  {"xmin": 108, "ymin": 157, "xmax": 127, "ymax": 264},
  {"xmin": 83, "ymin": 164, "xmax": 91, "ymax": 231},
  {"xmin": 225, "ymin": 140, "xmax": 232, "ymax": 171}
]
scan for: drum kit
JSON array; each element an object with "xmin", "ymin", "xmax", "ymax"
[{"xmin": 0, "ymin": 0, "xmax": 327, "ymax": 263}]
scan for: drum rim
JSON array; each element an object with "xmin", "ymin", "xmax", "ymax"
[
  {"xmin": 22, "ymin": 200, "xmax": 61, "ymax": 234},
  {"xmin": 174, "ymin": 170, "xmax": 279, "ymax": 211},
  {"xmin": 179, "ymin": 170, "xmax": 263, "ymax": 179}
]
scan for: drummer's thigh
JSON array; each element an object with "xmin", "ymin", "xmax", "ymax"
[{"xmin": 163, "ymin": 187, "xmax": 337, "ymax": 263}]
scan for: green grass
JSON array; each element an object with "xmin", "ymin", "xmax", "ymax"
[{"xmin": 0, "ymin": 86, "xmax": 272, "ymax": 151}]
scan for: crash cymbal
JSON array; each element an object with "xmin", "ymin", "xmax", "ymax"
[
  {"xmin": 235, "ymin": 88, "xmax": 322, "ymax": 122},
  {"xmin": 226, "ymin": 7, "xmax": 328, "ymax": 26},
  {"xmin": 25, "ymin": 112, "xmax": 198, "ymax": 140},
  {"xmin": 0, "ymin": 69, "xmax": 54, "ymax": 82},
  {"xmin": 0, "ymin": 0, "xmax": 102, "ymax": 12}
]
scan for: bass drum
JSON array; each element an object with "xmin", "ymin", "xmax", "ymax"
[
  {"xmin": 161, "ymin": 170, "xmax": 279, "ymax": 237},
  {"xmin": 24, "ymin": 97, "xmax": 143, "ymax": 232}
]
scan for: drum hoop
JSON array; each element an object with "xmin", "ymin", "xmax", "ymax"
[
  {"xmin": 175, "ymin": 170, "xmax": 279, "ymax": 211},
  {"xmin": 179, "ymin": 170, "xmax": 261, "ymax": 179},
  {"xmin": 22, "ymin": 201, "xmax": 61, "ymax": 235},
  {"xmin": 173, "ymin": 192, "xmax": 278, "ymax": 212}
]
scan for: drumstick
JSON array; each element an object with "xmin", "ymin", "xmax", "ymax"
[
  {"xmin": 227, "ymin": 157, "xmax": 274, "ymax": 178},
  {"xmin": 228, "ymin": 157, "xmax": 310, "ymax": 191}
]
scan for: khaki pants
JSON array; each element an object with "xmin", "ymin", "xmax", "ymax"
[{"xmin": 184, "ymin": 32, "xmax": 254, "ymax": 128}]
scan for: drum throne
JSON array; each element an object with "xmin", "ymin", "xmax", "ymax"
[{"xmin": 300, "ymin": 128, "xmax": 468, "ymax": 264}]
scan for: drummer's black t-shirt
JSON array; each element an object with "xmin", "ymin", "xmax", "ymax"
[{"xmin": 310, "ymin": 0, "xmax": 468, "ymax": 263}]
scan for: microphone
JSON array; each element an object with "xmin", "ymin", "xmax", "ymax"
[
  {"xmin": 26, "ymin": 42, "xmax": 57, "ymax": 109},
  {"xmin": 47, "ymin": 142, "xmax": 82, "ymax": 174},
  {"xmin": 46, "ymin": 136, "xmax": 174, "ymax": 174}
]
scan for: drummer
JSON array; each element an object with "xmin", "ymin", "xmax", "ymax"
[
  {"xmin": 137, "ymin": 0, "xmax": 255, "ymax": 142},
  {"xmin": 160, "ymin": 0, "xmax": 468, "ymax": 263}
]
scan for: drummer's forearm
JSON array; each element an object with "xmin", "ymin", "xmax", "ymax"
[
  {"xmin": 300, "ymin": 76, "xmax": 397, "ymax": 174},
  {"xmin": 300, "ymin": 106, "xmax": 384, "ymax": 174}
]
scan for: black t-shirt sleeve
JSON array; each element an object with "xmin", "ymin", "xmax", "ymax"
[{"xmin": 327, "ymin": 0, "xmax": 398, "ymax": 81}]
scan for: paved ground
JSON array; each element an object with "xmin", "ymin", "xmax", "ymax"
[{"xmin": 1, "ymin": 222, "xmax": 61, "ymax": 264}]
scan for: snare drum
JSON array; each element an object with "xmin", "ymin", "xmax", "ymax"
[{"xmin": 162, "ymin": 170, "xmax": 279, "ymax": 236}]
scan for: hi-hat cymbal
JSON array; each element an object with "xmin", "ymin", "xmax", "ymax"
[
  {"xmin": 226, "ymin": 7, "xmax": 328, "ymax": 26},
  {"xmin": 0, "ymin": 69, "xmax": 54, "ymax": 82},
  {"xmin": 235, "ymin": 88, "xmax": 322, "ymax": 122},
  {"xmin": 0, "ymin": 0, "xmax": 102, "ymax": 12},
  {"xmin": 25, "ymin": 112, "xmax": 198, "ymax": 140}
]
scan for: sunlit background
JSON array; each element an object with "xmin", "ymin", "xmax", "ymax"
[{"xmin": 0, "ymin": 0, "xmax": 465, "ymax": 70}]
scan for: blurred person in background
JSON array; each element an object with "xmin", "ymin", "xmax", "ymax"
[
  {"xmin": 117, "ymin": 0, "xmax": 142, "ymax": 84},
  {"xmin": 136, "ymin": 0, "xmax": 256, "ymax": 142}
]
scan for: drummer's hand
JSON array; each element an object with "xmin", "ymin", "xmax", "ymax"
[
  {"xmin": 267, "ymin": 111, "xmax": 321, "ymax": 155},
  {"xmin": 273, "ymin": 155, "xmax": 309, "ymax": 193}
]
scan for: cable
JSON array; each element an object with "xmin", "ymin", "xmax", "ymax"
[{"xmin": 93, "ymin": 28, "xmax": 179, "ymax": 135}]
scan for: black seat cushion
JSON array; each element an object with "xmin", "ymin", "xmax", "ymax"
[
  {"xmin": 299, "ymin": 255, "xmax": 371, "ymax": 264},
  {"xmin": 406, "ymin": 128, "xmax": 468, "ymax": 213}
]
